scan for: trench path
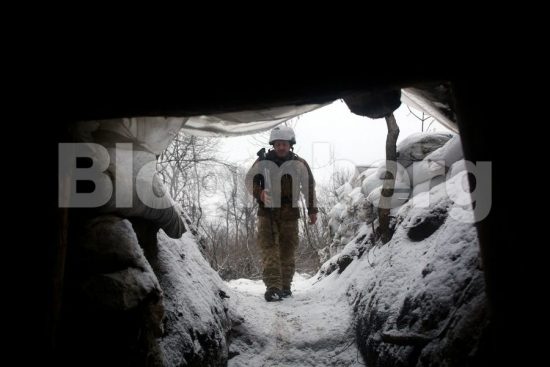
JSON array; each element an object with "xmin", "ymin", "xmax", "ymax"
[{"xmin": 226, "ymin": 274, "xmax": 365, "ymax": 367}]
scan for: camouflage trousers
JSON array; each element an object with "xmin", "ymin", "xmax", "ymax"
[{"xmin": 257, "ymin": 216, "xmax": 299, "ymax": 290}]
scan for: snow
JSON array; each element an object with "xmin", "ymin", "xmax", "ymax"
[
  {"xmin": 366, "ymin": 184, "xmax": 410, "ymax": 208},
  {"xmin": 411, "ymin": 175, "xmax": 446, "ymax": 198},
  {"xmin": 424, "ymin": 134, "xmax": 462, "ymax": 167},
  {"xmin": 396, "ymin": 132, "xmax": 454, "ymax": 168},
  {"xmin": 447, "ymin": 159, "xmax": 467, "ymax": 179},
  {"xmin": 226, "ymin": 273, "xmax": 365, "ymax": 366},
  {"xmin": 156, "ymin": 230, "xmax": 232, "ymax": 366},
  {"xmin": 336, "ymin": 182, "xmax": 353, "ymax": 201},
  {"xmin": 328, "ymin": 202, "xmax": 346, "ymax": 220},
  {"xmin": 348, "ymin": 187, "xmax": 367, "ymax": 220}
]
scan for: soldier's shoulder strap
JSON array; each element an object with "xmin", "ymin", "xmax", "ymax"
[{"xmin": 292, "ymin": 152, "xmax": 307, "ymax": 163}]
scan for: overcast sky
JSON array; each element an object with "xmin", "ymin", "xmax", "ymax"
[{"xmin": 216, "ymin": 99, "xmax": 453, "ymax": 186}]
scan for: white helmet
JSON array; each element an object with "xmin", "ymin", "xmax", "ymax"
[{"xmin": 269, "ymin": 125, "xmax": 296, "ymax": 145}]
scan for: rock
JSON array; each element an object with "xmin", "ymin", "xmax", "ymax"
[
  {"xmin": 59, "ymin": 215, "xmax": 165, "ymax": 366},
  {"xmin": 407, "ymin": 208, "xmax": 448, "ymax": 242},
  {"xmin": 337, "ymin": 255, "xmax": 353, "ymax": 274},
  {"xmin": 81, "ymin": 267, "xmax": 161, "ymax": 311},
  {"xmin": 78, "ymin": 215, "xmax": 150, "ymax": 273}
]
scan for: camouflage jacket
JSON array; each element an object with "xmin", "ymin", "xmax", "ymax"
[{"xmin": 245, "ymin": 150, "xmax": 318, "ymax": 220}]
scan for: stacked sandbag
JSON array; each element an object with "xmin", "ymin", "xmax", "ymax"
[{"xmin": 320, "ymin": 132, "xmax": 457, "ymax": 262}]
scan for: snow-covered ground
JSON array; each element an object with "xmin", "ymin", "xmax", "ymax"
[{"xmin": 226, "ymin": 273, "xmax": 365, "ymax": 366}]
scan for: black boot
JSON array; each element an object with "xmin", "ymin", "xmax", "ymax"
[
  {"xmin": 281, "ymin": 287, "xmax": 292, "ymax": 298},
  {"xmin": 264, "ymin": 287, "xmax": 283, "ymax": 302}
]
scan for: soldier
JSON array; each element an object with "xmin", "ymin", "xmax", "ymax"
[{"xmin": 245, "ymin": 126, "xmax": 318, "ymax": 302}]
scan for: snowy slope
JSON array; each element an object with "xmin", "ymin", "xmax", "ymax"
[
  {"xmin": 314, "ymin": 134, "xmax": 488, "ymax": 366},
  {"xmin": 156, "ymin": 230, "xmax": 233, "ymax": 366},
  {"xmin": 226, "ymin": 273, "xmax": 364, "ymax": 366},
  {"xmin": 317, "ymin": 171, "xmax": 488, "ymax": 366},
  {"xmin": 58, "ymin": 215, "xmax": 233, "ymax": 366}
]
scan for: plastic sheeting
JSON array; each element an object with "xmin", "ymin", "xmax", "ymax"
[
  {"xmin": 179, "ymin": 103, "xmax": 328, "ymax": 136},
  {"xmin": 73, "ymin": 117, "xmax": 187, "ymax": 155}
]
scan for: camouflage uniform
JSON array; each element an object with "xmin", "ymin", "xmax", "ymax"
[{"xmin": 245, "ymin": 150, "xmax": 318, "ymax": 291}]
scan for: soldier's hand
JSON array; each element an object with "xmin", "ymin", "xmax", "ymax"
[
  {"xmin": 260, "ymin": 190, "xmax": 272, "ymax": 206},
  {"xmin": 308, "ymin": 213, "xmax": 317, "ymax": 225}
]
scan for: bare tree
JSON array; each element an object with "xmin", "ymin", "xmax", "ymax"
[
  {"xmin": 407, "ymin": 105, "xmax": 435, "ymax": 132},
  {"xmin": 201, "ymin": 166, "xmax": 263, "ymax": 280},
  {"xmin": 157, "ymin": 132, "xmax": 225, "ymax": 228}
]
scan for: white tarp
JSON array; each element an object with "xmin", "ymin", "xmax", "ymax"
[
  {"xmin": 73, "ymin": 117, "xmax": 188, "ymax": 155},
  {"xmin": 179, "ymin": 103, "xmax": 328, "ymax": 136}
]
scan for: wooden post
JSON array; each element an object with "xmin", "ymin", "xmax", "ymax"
[{"xmin": 379, "ymin": 113, "xmax": 399, "ymax": 243}]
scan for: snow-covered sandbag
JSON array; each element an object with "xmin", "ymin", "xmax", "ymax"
[
  {"xmin": 328, "ymin": 217, "xmax": 341, "ymax": 237},
  {"xmin": 424, "ymin": 134, "xmax": 463, "ymax": 168},
  {"xmin": 339, "ymin": 204, "xmax": 350, "ymax": 221},
  {"xmin": 336, "ymin": 182, "xmax": 353, "ymax": 201},
  {"xmin": 407, "ymin": 134, "xmax": 462, "ymax": 186},
  {"xmin": 407, "ymin": 160, "xmax": 447, "ymax": 188},
  {"xmin": 367, "ymin": 184, "xmax": 411, "ymax": 209},
  {"xmin": 328, "ymin": 202, "xmax": 346, "ymax": 221},
  {"xmin": 361, "ymin": 171, "xmax": 384, "ymax": 198},
  {"xmin": 396, "ymin": 132, "xmax": 454, "ymax": 168},
  {"xmin": 348, "ymin": 187, "xmax": 365, "ymax": 209},
  {"xmin": 361, "ymin": 162, "xmax": 410, "ymax": 197},
  {"xmin": 411, "ymin": 175, "xmax": 446, "ymax": 198},
  {"xmin": 351, "ymin": 166, "xmax": 379, "ymax": 187},
  {"xmin": 447, "ymin": 159, "xmax": 468, "ymax": 179}
]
